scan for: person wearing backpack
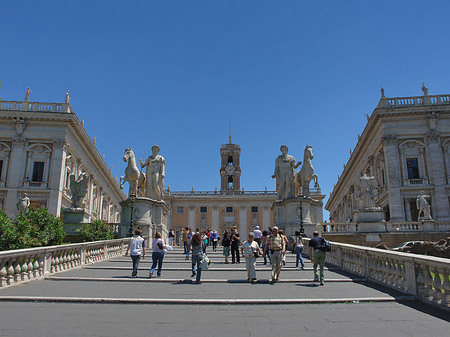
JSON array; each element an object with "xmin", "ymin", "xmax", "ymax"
[
  {"xmin": 308, "ymin": 231, "xmax": 326, "ymax": 285},
  {"xmin": 149, "ymin": 232, "xmax": 165, "ymax": 278}
]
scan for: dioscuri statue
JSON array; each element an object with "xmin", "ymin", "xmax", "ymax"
[
  {"xmin": 272, "ymin": 145, "xmax": 300, "ymax": 200},
  {"xmin": 294, "ymin": 145, "xmax": 319, "ymax": 198},
  {"xmin": 139, "ymin": 145, "xmax": 165, "ymax": 201}
]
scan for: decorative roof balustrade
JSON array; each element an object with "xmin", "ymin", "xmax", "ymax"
[
  {"xmin": 0, "ymin": 100, "xmax": 72, "ymax": 113},
  {"xmin": 378, "ymin": 94, "xmax": 450, "ymax": 108}
]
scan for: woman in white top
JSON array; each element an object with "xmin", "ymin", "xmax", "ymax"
[
  {"xmin": 149, "ymin": 232, "xmax": 165, "ymax": 278},
  {"xmin": 125, "ymin": 228, "xmax": 145, "ymax": 278},
  {"xmin": 241, "ymin": 232, "xmax": 263, "ymax": 283}
]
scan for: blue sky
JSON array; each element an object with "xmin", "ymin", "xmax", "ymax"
[{"xmin": 1, "ymin": 0, "xmax": 450, "ymax": 219}]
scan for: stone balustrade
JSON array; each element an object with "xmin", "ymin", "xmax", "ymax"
[
  {"xmin": 324, "ymin": 221, "xmax": 450, "ymax": 233},
  {"xmin": 380, "ymin": 94, "xmax": 450, "ymax": 108},
  {"xmin": 304, "ymin": 238, "xmax": 450, "ymax": 309},
  {"xmin": 0, "ymin": 100, "xmax": 71, "ymax": 113},
  {"xmin": 0, "ymin": 238, "xmax": 131, "ymax": 288}
]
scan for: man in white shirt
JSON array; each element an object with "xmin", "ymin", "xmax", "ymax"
[{"xmin": 253, "ymin": 226, "xmax": 262, "ymax": 245}]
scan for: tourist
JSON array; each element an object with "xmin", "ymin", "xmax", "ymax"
[
  {"xmin": 261, "ymin": 230, "xmax": 271, "ymax": 265},
  {"xmin": 182, "ymin": 227, "xmax": 188, "ymax": 254},
  {"xmin": 190, "ymin": 233, "xmax": 203, "ymax": 284},
  {"xmin": 253, "ymin": 225, "xmax": 262, "ymax": 245},
  {"xmin": 263, "ymin": 226, "xmax": 285, "ymax": 283},
  {"xmin": 168, "ymin": 228, "xmax": 175, "ymax": 246},
  {"xmin": 294, "ymin": 231, "xmax": 305, "ymax": 270},
  {"xmin": 230, "ymin": 227, "xmax": 241, "ymax": 264},
  {"xmin": 222, "ymin": 231, "xmax": 231, "ymax": 264},
  {"xmin": 149, "ymin": 232, "xmax": 165, "ymax": 278},
  {"xmin": 241, "ymin": 232, "xmax": 263, "ymax": 283},
  {"xmin": 210, "ymin": 230, "xmax": 218, "ymax": 252},
  {"xmin": 201, "ymin": 231, "xmax": 208, "ymax": 253},
  {"xmin": 278, "ymin": 229, "xmax": 289, "ymax": 266},
  {"xmin": 185, "ymin": 227, "xmax": 193, "ymax": 260},
  {"xmin": 309, "ymin": 231, "xmax": 326, "ymax": 285},
  {"xmin": 125, "ymin": 228, "xmax": 145, "ymax": 278}
]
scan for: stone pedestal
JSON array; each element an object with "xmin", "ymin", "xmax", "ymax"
[
  {"xmin": 272, "ymin": 196, "xmax": 323, "ymax": 238},
  {"xmin": 353, "ymin": 209, "xmax": 385, "ymax": 232},
  {"xmin": 119, "ymin": 197, "xmax": 169, "ymax": 246},
  {"xmin": 63, "ymin": 208, "xmax": 90, "ymax": 224},
  {"xmin": 422, "ymin": 220, "xmax": 435, "ymax": 231}
]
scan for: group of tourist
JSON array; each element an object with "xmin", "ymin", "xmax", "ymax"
[{"xmin": 125, "ymin": 226, "xmax": 328, "ymax": 286}]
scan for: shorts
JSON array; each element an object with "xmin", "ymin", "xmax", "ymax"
[{"xmin": 223, "ymin": 246, "xmax": 230, "ymax": 256}]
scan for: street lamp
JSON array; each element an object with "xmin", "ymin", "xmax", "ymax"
[
  {"xmin": 298, "ymin": 197, "xmax": 304, "ymax": 236},
  {"xmin": 127, "ymin": 197, "xmax": 135, "ymax": 237}
]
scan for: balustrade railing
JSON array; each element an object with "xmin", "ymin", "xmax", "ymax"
[
  {"xmin": 0, "ymin": 238, "xmax": 131, "ymax": 288},
  {"xmin": 383, "ymin": 94, "xmax": 450, "ymax": 108},
  {"xmin": 304, "ymin": 239, "xmax": 450, "ymax": 309},
  {"xmin": 322, "ymin": 221, "xmax": 450, "ymax": 233},
  {"xmin": 0, "ymin": 100, "xmax": 71, "ymax": 113}
]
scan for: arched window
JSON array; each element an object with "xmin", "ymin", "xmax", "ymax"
[
  {"xmin": 228, "ymin": 156, "xmax": 233, "ymax": 165},
  {"xmin": 398, "ymin": 140, "xmax": 427, "ymax": 185},
  {"xmin": 227, "ymin": 176, "xmax": 233, "ymax": 189}
]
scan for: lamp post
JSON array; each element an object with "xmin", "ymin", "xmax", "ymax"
[
  {"xmin": 298, "ymin": 197, "xmax": 304, "ymax": 236},
  {"xmin": 127, "ymin": 197, "xmax": 135, "ymax": 237}
]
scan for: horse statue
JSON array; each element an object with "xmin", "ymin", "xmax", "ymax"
[
  {"xmin": 120, "ymin": 148, "xmax": 146, "ymax": 197},
  {"xmin": 294, "ymin": 145, "xmax": 319, "ymax": 198}
]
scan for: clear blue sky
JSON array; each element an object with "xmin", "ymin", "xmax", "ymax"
[{"xmin": 1, "ymin": 0, "xmax": 450, "ymax": 219}]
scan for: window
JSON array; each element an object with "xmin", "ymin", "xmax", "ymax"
[
  {"xmin": 226, "ymin": 207, "xmax": 233, "ymax": 213},
  {"xmin": 200, "ymin": 206, "xmax": 207, "ymax": 213},
  {"xmin": 251, "ymin": 206, "xmax": 259, "ymax": 213},
  {"xmin": 406, "ymin": 158, "xmax": 420, "ymax": 179},
  {"xmin": 176, "ymin": 207, "xmax": 184, "ymax": 214},
  {"xmin": 228, "ymin": 156, "xmax": 233, "ymax": 164},
  {"xmin": 32, "ymin": 162, "xmax": 45, "ymax": 182},
  {"xmin": 0, "ymin": 160, "xmax": 3, "ymax": 180},
  {"xmin": 228, "ymin": 176, "xmax": 233, "ymax": 189}
]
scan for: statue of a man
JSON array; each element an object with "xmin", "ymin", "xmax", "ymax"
[
  {"xmin": 65, "ymin": 90, "xmax": 70, "ymax": 103},
  {"xmin": 272, "ymin": 145, "xmax": 300, "ymax": 200},
  {"xmin": 422, "ymin": 82, "xmax": 429, "ymax": 96},
  {"xmin": 139, "ymin": 145, "xmax": 165, "ymax": 201},
  {"xmin": 24, "ymin": 87, "xmax": 32, "ymax": 102},
  {"xmin": 16, "ymin": 193, "xmax": 30, "ymax": 214},
  {"xmin": 416, "ymin": 191, "xmax": 432, "ymax": 220},
  {"xmin": 360, "ymin": 174, "xmax": 377, "ymax": 209}
]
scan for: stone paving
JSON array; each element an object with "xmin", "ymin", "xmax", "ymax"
[{"xmin": 0, "ymin": 246, "xmax": 449, "ymax": 336}]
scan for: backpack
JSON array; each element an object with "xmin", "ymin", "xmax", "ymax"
[{"xmin": 319, "ymin": 238, "xmax": 331, "ymax": 252}]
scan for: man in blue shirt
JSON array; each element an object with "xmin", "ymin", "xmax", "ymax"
[{"xmin": 308, "ymin": 231, "xmax": 326, "ymax": 285}]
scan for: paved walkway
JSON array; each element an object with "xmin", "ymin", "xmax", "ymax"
[{"xmin": 0, "ymin": 247, "xmax": 449, "ymax": 336}]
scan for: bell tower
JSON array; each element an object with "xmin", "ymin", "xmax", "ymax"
[{"xmin": 220, "ymin": 135, "xmax": 241, "ymax": 192}]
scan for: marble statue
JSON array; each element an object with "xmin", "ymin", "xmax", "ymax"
[
  {"xmin": 65, "ymin": 90, "xmax": 70, "ymax": 103},
  {"xmin": 24, "ymin": 87, "xmax": 31, "ymax": 102},
  {"xmin": 120, "ymin": 148, "xmax": 146, "ymax": 197},
  {"xmin": 272, "ymin": 145, "xmax": 300, "ymax": 200},
  {"xmin": 294, "ymin": 145, "xmax": 319, "ymax": 198},
  {"xmin": 381, "ymin": 87, "xmax": 385, "ymax": 97},
  {"xmin": 69, "ymin": 172, "xmax": 89, "ymax": 208},
  {"xmin": 139, "ymin": 145, "xmax": 165, "ymax": 201},
  {"xmin": 16, "ymin": 193, "xmax": 30, "ymax": 214},
  {"xmin": 358, "ymin": 174, "xmax": 378, "ymax": 210},
  {"xmin": 416, "ymin": 191, "xmax": 432, "ymax": 220},
  {"xmin": 422, "ymin": 82, "xmax": 429, "ymax": 96}
]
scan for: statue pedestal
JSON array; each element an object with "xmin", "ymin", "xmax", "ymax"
[
  {"xmin": 353, "ymin": 209, "xmax": 385, "ymax": 232},
  {"xmin": 272, "ymin": 196, "xmax": 323, "ymax": 238},
  {"xmin": 422, "ymin": 220, "xmax": 435, "ymax": 231},
  {"xmin": 119, "ymin": 197, "xmax": 169, "ymax": 246},
  {"xmin": 63, "ymin": 208, "xmax": 90, "ymax": 224}
]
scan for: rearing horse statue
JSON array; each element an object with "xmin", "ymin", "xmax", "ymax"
[
  {"xmin": 294, "ymin": 145, "xmax": 319, "ymax": 198},
  {"xmin": 120, "ymin": 148, "xmax": 146, "ymax": 197}
]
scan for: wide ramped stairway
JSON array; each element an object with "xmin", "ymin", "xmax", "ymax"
[{"xmin": 0, "ymin": 242, "xmax": 449, "ymax": 337}]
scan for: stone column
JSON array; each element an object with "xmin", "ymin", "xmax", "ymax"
[
  {"xmin": 383, "ymin": 135, "xmax": 405, "ymax": 221},
  {"xmin": 404, "ymin": 199, "xmax": 412, "ymax": 221},
  {"xmin": 188, "ymin": 206, "xmax": 195, "ymax": 229},
  {"xmin": 4, "ymin": 137, "xmax": 27, "ymax": 217},
  {"xmin": 263, "ymin": 206, "xmax": 271, "ymax": 228},
  {"xmin": 427, "ymin": 133, "xmax": 450, "ymax": 220},
  {"xmin": 239, "ymin": 206, "xmax": 247, "ymax": 239},
  {"xmin": 98, "ymin": 189, "xmax": 104, "ymax": 220},
  {"xmin": 212, "ymin": 206, "xmax": 220, "ymax": 233},
  {"xmin": 88, "ymin": 175, "xmax": 95, "ymax": 222},
  {"xmin": 47, "ymin": 140, "xmax": 66, "ymax": 217}
]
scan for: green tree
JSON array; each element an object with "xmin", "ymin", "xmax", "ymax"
[{"xmin": 78, "ymin": 219, "xmax": 115, "ymax": 242}]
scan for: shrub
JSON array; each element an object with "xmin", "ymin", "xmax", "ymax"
[
  {"xmin": 77, "ymin": 219, "xmax": 115, "ymax": 242},
  {"xmin": 0, "ymin": 208, "xmax": 65, "ymax": 251}
]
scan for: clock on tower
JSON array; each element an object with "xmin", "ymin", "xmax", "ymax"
[{"xmin": 220, "ymin": 136, "xmax": 241, "ymax": 192}]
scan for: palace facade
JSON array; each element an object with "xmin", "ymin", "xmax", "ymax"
[
  {"xmin": 326, "ymin": 86, "xmax": 450, "ymax": 223},
  {"xmin": 0, "ymin": 93, "xmax": 124, "ymax": 222},
  {"xmin": 163, "ymin": 138, "xmax": 277, "ymax": 241}
]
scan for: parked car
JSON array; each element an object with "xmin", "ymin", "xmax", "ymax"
[{"xmin": 392, "ymin": 241, "xmax": 423, "ymax": 251}]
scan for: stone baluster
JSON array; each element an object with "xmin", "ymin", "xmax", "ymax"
[
  {"xmin": 432, "ymin": 267, "xmax": 443, "ymax": 302},
  {"xmin": 33, "ymin": 256, "xmax": 40, "ymax": 279},
  {"xmin": 21, "ymin": 259, "xmax": 28, "ymax": 281},
  {"xmin": 441, "ymin": 268, "xmax": 450, "ymax": 307},
  {"xmin": 13, "ymin": 261, "xmax": 21, "ymax": 283},
  {"xmin": 417, "ymin": 264, "xmax": 433, "ymax": 301},
  {"xmin": 0, "ymin": 261, "xmax": 6, "ymax": 287},
  {"xmin": 62, "ymin": 252, "xmax": 68, "ymax": 270},
  {"xmin": 6, "ymin": 261, "xmax": 14, "ymax": 285}
]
